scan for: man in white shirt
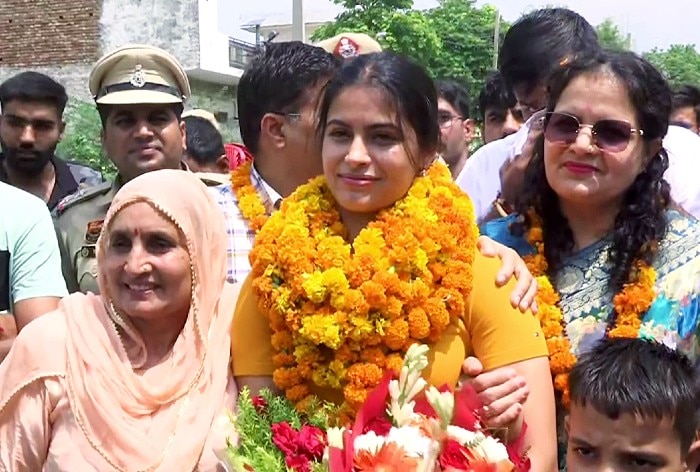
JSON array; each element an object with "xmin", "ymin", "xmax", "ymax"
[
  {"xmin": 435, "ymin": 80, "xmax": 475, "ymax": 179},
  {"xmin": 457, "ymin": 8, "xmax": 700, "ymax": 223}
]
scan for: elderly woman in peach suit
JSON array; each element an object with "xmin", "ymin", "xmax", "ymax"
[{"xmin": 0, "ymin": 170, "xmax": 238, "ymax": 471}]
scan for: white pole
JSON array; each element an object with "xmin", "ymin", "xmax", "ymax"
[
  {"xmin": 492, "ymin": 8, "xmax": 501, "ymax": 69},
  {"xmin": 292, "ymin": 0, "xmax": 306, "ymax": 42}
]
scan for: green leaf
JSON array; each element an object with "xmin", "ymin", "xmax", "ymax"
[
  {"xmin": 229, "ymin": 388, "xmax": 336, "ymax": 471},
  {"xmin": 645, "ymin": 44, "xmax": 700, "ymax": 88},
  {"xmin": 310, "ymin": 0, "xmax": 510, "ymax": 108},
  {"xmin": 57, "ymin": 100, "xmax": 116, "ymax": 178},
  {"xmin": 595, "ymin": 18, "xmax": 631, "ymax": 51}
]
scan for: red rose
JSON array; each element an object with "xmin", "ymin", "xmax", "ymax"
[
  {"xmin": 271, "ymin": 422, "xmax": 300, "ymax": 456},
  {"xmin": 363, "ymin": 416, "xmax": 393, "ymax": 436},
  {"xmin": 252, "ymin": 396, "xmax": 268, "ymax": 414},
  {"xmin": 298, "ymin": 425, "xmax": 327, "ymax": 459},
  {"xmin": 286, "ymin": 453, "xmax": 312, "ymax": 472},
  {"xmin": 439, "ymin": 439, "xmax": 473, "ymax": 470}
]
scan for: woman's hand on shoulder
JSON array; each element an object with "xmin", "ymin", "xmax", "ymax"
[{"xmin": 477, "ymin": 236, "xmax": 538, "ymax": 313}]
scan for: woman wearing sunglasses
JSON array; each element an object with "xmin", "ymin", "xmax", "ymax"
[{"xmin": 482, "ymin": 49, "xmax": 700, "ymax": 466}]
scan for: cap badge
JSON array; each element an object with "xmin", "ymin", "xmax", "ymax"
[
  {"xmin": 129, "ymin": 64, "xmax": 146, "ymax": 88},
  {"xmin": 335, "ymin": 37, "xmax": 360, "ymax": 58}
]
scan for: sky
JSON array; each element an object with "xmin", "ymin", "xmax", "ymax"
[{"xmin": 221, "ymin": 0, "xmax": 699, "ymax": 53}]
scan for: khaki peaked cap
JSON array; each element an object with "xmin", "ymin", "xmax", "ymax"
[
  {"xmin": 89, "ymin": 44, "xmax": 191, "ymax": 105},
  {"xmin": 315, "ymin": 32, "xmax": 382, "ymax": 58}
]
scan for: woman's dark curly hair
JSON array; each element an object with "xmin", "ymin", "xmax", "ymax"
[{"xmin": 515, "ymin": 50, "xmax": 672, "ymax": 301}]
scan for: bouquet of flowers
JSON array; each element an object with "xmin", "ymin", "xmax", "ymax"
[
  {"xmin": 217, "ymin": 389, "xmax": 333, "ymax": 471},
  {"xmin": 219, "ymin": 344, "xmax": 529, "ymax": 472}
]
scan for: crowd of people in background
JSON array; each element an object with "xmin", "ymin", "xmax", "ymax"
[{"xmin": 1, "ymin": 5, "xmax": 700, "ymax": 472}]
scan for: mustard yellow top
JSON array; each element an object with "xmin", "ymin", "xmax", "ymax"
[{"xmin": 231, "ymin": 251, "xmax": 548, "ymax": 395}]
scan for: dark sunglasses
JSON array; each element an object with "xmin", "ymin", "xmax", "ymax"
[{"xmin": 544, "ymin": 112, "xmax": 644, "ymax": 152}]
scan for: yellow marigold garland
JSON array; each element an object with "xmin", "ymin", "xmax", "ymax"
[
  {"xmin": 230, "ymin": 161, "xmax": 268, "ymax": 232},
  {"xmin": 524, "ymin": 210, "xmax": 657, "ymax": 406},
  {"xmin": 249, "ymin": 161, "xmax": 478, "ymax": 415}
]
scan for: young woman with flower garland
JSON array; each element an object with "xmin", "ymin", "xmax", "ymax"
[
  {"xmin": 482, "ymin": 50, "xmax": 700, "ymax": 467},
  {"xmin": 231, "ymin": 52, "xmax": 558, "ymax": 470}
]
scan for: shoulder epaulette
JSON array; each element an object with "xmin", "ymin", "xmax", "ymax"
[{"xmin": 56, "ymin": 180, "xmax": 113, "ymax": 216}]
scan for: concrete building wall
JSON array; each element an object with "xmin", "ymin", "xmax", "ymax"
[
  {"xmin": 99, "ymin": 0, "xmax": 200, "ymax": 70},
  {"xmin": 187, "ymin": 79, "xmax": 239, "ymax": 141}
]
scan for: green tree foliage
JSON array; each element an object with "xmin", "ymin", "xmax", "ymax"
[
  {"xmin": 645, "ymin": 45, "xmax": 700, "ymax": 88},
  {"xmin": 57, "ymin": 100, "xmax": 115, "ymax": 178},
  {"xmin": 425, "ymin": 0, "xmax": 506, "ymax": 96},
  {"xmin": 311, "ymin": 0, "xmax": 506, "ymax": 99},
  {"xmin": 595, "ymin": 18, "xmax": 630, "ymax": 51},
  {"xmin": 311, "ymin": 0, "xmax": 440, "ymax": 72}
]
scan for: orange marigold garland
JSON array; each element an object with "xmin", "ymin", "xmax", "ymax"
[
  {"xmin": 230, "ymin": 161, "xmax": 269, "ymax": 232},
  {"xmin": 249, "ymin": 161, "xmax": 479, "ymax": 415},
  {"xmin": 524, "ymin": 210, "xmax": 657, "ymax": 406}
]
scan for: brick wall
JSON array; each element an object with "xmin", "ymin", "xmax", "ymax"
[
  {"xmin": 0, "ymin": 0, "xmax": 201, "ymax": 99},
  {"xmin": 0, "ymin": 0, "xmax": 101, "ymax": 68}
]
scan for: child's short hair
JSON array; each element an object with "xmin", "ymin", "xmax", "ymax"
[{"xmin": 569, "ymin": 338, "xmax": 699, "ymax": 452}]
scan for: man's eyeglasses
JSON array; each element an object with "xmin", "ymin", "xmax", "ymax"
[
  {"xmin": 438, "ymin": 112, "xmax": 463, "ymax": 129},
  {"xmin": 271, "ymin": 111, "xmax": 302, "ymax": 122},
  {"xmin": 544, "ymin": 112, "xmax": 644, "ymax": 153}
]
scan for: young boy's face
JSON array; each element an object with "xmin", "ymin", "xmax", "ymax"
[{"xmin": 566, "ymin": 402, "xmax": 687, "ymax": 472}]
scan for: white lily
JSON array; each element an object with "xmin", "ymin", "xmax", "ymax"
[
  {"xmin": 322, "ymin": 427, "xmax": 346, "ymax": 466},
  {"xmin": 326, "ymin": 426, "xmax": 346, "ymax": 449},
  {"xmin": 425, "ymin": 386, "xmax": 454, "ymax": 429},
  {"xmin": 446, "ymin": 425, "xmax": 480, "ymax": 446},
  {"xmin": 353, "ymin": 431, "xmax": 385, "ymax": 454},
  {"xmin": 388, "ymin": 344, "xmax": 430, "ymax": 426},
  {"xmin": 390, "ymin": 401, "xmax": 417, "ymax": 427},
  {"xmin": 404, "ymin": 343, "xmax": 430, "ymax": 372},
  {"xmin": 417, "ymin": 440, "xmax": 442, "ymax": 472},
  {"xmin": 386, "ymin": 426, "xmax": 434, "ymax": 458},
  {"xmin": 474, "ymin": 434, "xmax": 511, "ymax": 463}
]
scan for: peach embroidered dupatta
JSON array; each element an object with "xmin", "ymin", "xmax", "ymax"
[{"xmin": 0, "ymin": 169, "xmax": 238, "ymax": 470}]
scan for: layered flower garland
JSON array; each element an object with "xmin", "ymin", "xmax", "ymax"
[
  {"xmin": 249, "ymin": 162, "xmax": 479, "ymax": 416},
  {"xmin": 523, "ymin": 210, "xmax": 657, "ymax": 406},
  {"xmin": 230, "ymin": 161, "xmax": 269, "ymax": 232}
]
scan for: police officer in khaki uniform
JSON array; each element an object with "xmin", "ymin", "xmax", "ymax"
[{"xmin": 55, "ymin": 44, "xmax": 194, "ymax": 294}]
